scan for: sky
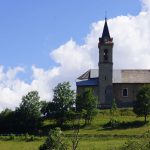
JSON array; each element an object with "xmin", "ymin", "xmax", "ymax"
[{"xmin": 0, "ymin": 0, "xmax": 150, "ymax": 110}]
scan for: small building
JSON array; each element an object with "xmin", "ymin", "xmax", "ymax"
[{"xmin": 76, "ymin": 19, "xmax": 150, "ymax": 108}]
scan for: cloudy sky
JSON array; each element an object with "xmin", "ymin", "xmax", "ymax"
[{"xmin": 0, "ymin": 0, "xmax": 150, "ymax": 110}]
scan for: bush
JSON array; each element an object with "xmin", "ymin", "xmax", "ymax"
[
  {"xmin": 110, "ymin": 119, "xmax": 120, "ymax": 128},
  {"xmin": 29, "ymin": 135, "xmax": 35, "ymax": 141},
  {"xmin": 39, "ymin": 128, "xmax": 68, "ymax": 150},
  {"xmin": 141, "ymin": 130, "xmax": 150, "ymax": 138},
  {"xmin": 9, "ymin": 134, "xmax": 15, "ymax": 140},
  {"xmin": 119, "ymin": 139, "xmax": 150, "ymax": 150},
  {"xmin": 119, "ymin": 140, "xmax": 142, "ymax": 150},
  {"xmin": 25, "ymin": 133, "xmax": 30, "ymax": 141},
  {"xmin": 119, "ymin": 108, "xmax": 134, "ymax": 116},
  {"xmin": 116, "ymin": 131, "xmax": 150, "ymax": 150}
]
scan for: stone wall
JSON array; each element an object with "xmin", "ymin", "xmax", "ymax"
[
  {"xmin": 113, "ymin": 83, "xmax": 145, "ymax": 107},
  {"xmin": 76, "ymin": 83, "xmax": 148, "ymax": 108},
  {"xmin": 77, "ymin": 85, "xmax": 98, "ymax": 99}
]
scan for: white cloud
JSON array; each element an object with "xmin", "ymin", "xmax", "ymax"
[
  {"xmin": 0, "ymin": 66, "xmax": 59, "ymax": 111},
  {"xmin": 0, "ymin": 66, "xmax": 28, "ymax": 111},
  {"xmin": 6, "ymin": 67, "xmax": 24, "ymax": 80},
  {"xmin": 142, "ymin": 0, "xmax": 150, "ymax": 11},
  {"xmin": 1, "ymin": 0, "xmax": 150, "ymax": 111},
  {"xmin": 30, "ymin": 66, "xmax": 60, "ymax": 100},
  {"xmin": 50, "ymin": 39, "xmax": 95, "ymax": 82}
]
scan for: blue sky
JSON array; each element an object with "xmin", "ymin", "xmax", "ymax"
[
  {"xmin": 2, "ymin": 0, "xmax": 150, "ymax": 110},
  {"xmin": 0, "ymin": 0, "xmax": 141, "ymax": 69}
]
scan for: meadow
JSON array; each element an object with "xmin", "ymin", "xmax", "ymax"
[
  {"xmin": 0, "ymin": 108, "xmax": 149, "ymax": 150},
  {"xmin": 0, "ymin": 138, "xmax": 126, "ymax": 150}
]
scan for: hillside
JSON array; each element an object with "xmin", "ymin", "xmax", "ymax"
[{"xmin": 0, "ymin": 108, "xmax": 150, "ymax": 150}]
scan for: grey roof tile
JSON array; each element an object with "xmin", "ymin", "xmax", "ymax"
[{"xmin": 77, "ymin": 69, "xmax": 150, "ymax": 84}]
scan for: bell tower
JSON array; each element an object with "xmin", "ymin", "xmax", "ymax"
[{"xmin": 98, "ymin": 18, "xmax": 114, "ymax": 107}]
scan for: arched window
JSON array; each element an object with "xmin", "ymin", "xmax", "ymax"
[
  {"xmin": 122, "ymin": 88, "xmax": 128, "ymax": 97},
  {"xmin": 104, "ymin": 49, "xmax": 108, "ymax": 61}
]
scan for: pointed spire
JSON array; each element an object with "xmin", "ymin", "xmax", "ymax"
[{"xmin": 102, "ymin": 18, "xmax": 110, "ymax": 40}]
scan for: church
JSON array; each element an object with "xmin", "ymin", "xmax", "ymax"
[{"xmin": 76, "ymin": 19, "xmax": 150, "ymax": 108}]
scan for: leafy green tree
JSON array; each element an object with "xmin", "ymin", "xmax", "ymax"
[
  {"xmin": 76, "ymin": 88, "xmax": 98, "ymax": 125},
  {"xmin": 42, "ymin": 101, "xmax": 58, "ymax": 118},
  {"xmin": 52, "ymin": 82, "xmax": 75, "ymax": 126},
  {"xmin": 39, "ymin": 128, "xmax": 68, "ymax": 150},
  {"xmin": 133, "ymin": 85, "xmax": 150, "ymax": 123},
  {"xmin": 40, "ymin": 101, "xmax": 49, "ymax": 117},
  {"xmin": 16, "ymin": 91, "xmax": 41, "ymax": 132},
  {"xmin": 0, "ymin": 108, "xmax": 16, "ymax": 133}
]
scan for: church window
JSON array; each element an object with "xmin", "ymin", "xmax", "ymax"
[
  {"xmin": 122, "ymin": 88, "xmax": 128, "ymax": 97},
  {"xmin": 104, "ymin": 49, "xmax": 108, "ymax": 61}
]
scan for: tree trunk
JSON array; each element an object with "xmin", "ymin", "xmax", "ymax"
[
  {"xmin": 144, "ymin": 114, "xmax": 147, "ymax": 123},
  {"xmin": 84, "ymin": 119, "xmax": 87, "ymax": 126}
]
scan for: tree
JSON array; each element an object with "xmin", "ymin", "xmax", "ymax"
[
  {"xmin": 39, "ymin": 127, "xmax": 80, "ymax": 150},
  {"xmin": 109, "ymin": 99, "xmax": 119, "ymax": 128},
  {"xmin": 71, "ymin": 118, "xmax": 80, "ymax": 150},
  {"xmin": 133, "ymin": 85, "xmax": 150, "ymax": 123},
  {"xmin": 76, "ymin": 88, "xmax": 98, "ymax": 125},
  {"xmin": 16, "ymin": 91, "xmax": 41, "ymax": 132},
  {"xmin": 0, "ymin": 108, "xmax": 16, "ymax": 133},
  {"xmin": 39, "ymin": 128, "xmax": 68, "ymax": 150},
  {"xmin": 40, "ymin": 101, "xmax": 49, "ymax": 117},
  {"xmin": 52, "ymin": 82, "xmax": 75, "ymax": 126}
]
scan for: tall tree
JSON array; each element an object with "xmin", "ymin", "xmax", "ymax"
[
  {"xmin": 76, "ymin": 88, "xmax": 98, "ymax": 125},
  {"xmin": 40, "ymin": 101, "xmax": 49, "ymax": 117},
  {"xmin": 52, "ymin": 82, "xmax": 75, "ymax": 126},
  {"xmin": 133, "ymin": 85, "xmax": 150, "ymax": 123},
  {"xmin": 16, "ymin": 91, "xmax": 41, "ymax": 132},
  {"xmin": 0, "ymin": 108, "xmax": 16, "ymax": 133}
]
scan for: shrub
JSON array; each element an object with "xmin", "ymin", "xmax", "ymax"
[
  {"xmin": 9, "ymin": 134, "xmax": 15, "ymax": 140},
  {"xmin": 29, "ymin": 135, "xmax": 35, "ymax": 141},
  {"xmin": 117, "ymin": 130, "xmax": 150, "ymax": 150},
  {"xmin": 39, "ymin": 128, "xmax": 68, "ymax": 150},
  {"xmin": 141, "ymin": 130, "xmax": 150, "ymax": 138},
  {"xmin": 119, "ymin": 140, "xmax": 141, "ymax": 150},
  {"xmin": 119, "ymin": 108, "xmax": 134, "ymax": 116},
  {"xmin": 25, "ymin": 133, "xmax": 30, "ymax": 141}
]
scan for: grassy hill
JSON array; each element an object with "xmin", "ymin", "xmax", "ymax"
[{"xmin": 0, "ymin": 108, "xmax": 150, "ymax": 150}]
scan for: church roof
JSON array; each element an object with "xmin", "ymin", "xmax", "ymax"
[
  {"xmin": 76, "ymin": 69, "xmax": 150, "ymax": 86},
  {"xmin": 113, "ymin": 70, "xmax": 150, "ymax": 83}
]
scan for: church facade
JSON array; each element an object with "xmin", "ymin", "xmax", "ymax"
[{"xmin": 76, "ymin": 19, "xmax": 150, "ymax": 108}]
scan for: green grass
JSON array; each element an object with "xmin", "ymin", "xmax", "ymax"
[
  {"xmin": 78, "ymin": 138, "xmax": 126, "ymax": 150},
  {"xmin": 41, "ymin": 108, "xmax": 150, "ymax": 149},
  {"xmin": 0, "ymin": 141, "xmax": 43, "ymax": 150},
  {"xmin": 0, "ymin": 138, "xmax": 126, "ymax": 150},
  {"xmin": 0, "ymin": 108, "xmax": 150, "ymax": 150},
  {"xmin": 64, "ymin": 109, "xmax": 150, "ymax": 137}
]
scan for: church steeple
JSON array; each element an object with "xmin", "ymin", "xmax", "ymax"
[
  {"xmin": 102, "ymin": 18, "xmax": 110, "ymax": 41},
  {"xmin": 98, "ymin": 18, "xmax": 114, "ymax": 107}
]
